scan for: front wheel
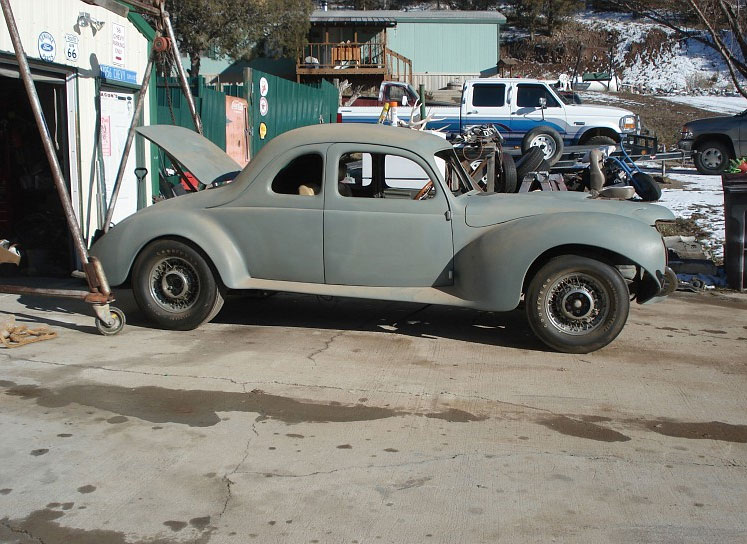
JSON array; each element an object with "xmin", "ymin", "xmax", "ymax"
[
  {"xmin": 693, "ymin": 140, "xmax": 731, "ymax": 175},
  {"xmin": 526, "ymin": 256, "xmax": 630, "ymax": 353},
  {"xmin": 132, "ymin": 239, "xmax": 224, "ymax": 330}
]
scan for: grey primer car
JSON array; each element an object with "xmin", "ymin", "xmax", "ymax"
[
  {"xmin": 92, "ymin": 124, "xmax": 677, "ymax": 353},
  {"xmin": 678, "ymin": 109, "xmax": 747, "ymax": 174}
]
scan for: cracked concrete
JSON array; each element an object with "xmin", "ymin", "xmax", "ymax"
[{"xmin": 0, "ymin": 290, "xmax": 746, "ymax": 543}]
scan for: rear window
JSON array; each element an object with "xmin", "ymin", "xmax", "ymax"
[{"xmin": 472, "ymin": 84, "xmax": 505, "ymax": 107}]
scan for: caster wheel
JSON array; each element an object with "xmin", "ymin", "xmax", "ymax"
[{"xmin": 95, "ymin": 306, "xmax": 126, "ymax": 336}]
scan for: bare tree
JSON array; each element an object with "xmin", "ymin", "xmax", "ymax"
[{"xmin": 604, "ymin": 0, "xmax": 747, "ymax": 98}]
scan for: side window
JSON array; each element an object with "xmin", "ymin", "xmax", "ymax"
[
  {"xmin": 516, "ymin": 84, "xmax": 560, "ymax": 108},
  {"xmin": 338, "ymin": 152, "xmax": 436, "ymax": 200},
  {"xmin": 472, "ymin": 84, "xmax": 505, "ymax": 107},
  {"xmin": 271, "ymin": 153, "xmax": 323, "ymax": 196}
]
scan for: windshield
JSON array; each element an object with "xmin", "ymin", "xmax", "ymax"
[{"xmin": 436, "ymin": 149, "xmax": 479, "ymax": 196}]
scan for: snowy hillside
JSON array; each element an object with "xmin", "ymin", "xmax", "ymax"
[{"xmin": 579, "ymin": 13, "xmax": 744, "ymax": 95}]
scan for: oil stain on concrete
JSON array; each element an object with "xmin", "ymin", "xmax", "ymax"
[
  {"xmin": 1, "ymin": 381, "xmax": 484, "ymax": 427},
  {"xmin": 538, "ymin": 416, "xmax": 631, "ymax": 442},
  {"xmin": 644, "ymin": 420, "xmax": 747, "ymax": 443},
  {"xmin": 0, "ymin": 509, "xmax": 212, "ymax": 544}
]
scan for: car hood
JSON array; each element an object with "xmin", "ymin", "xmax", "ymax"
[
  {"xmin": 564, "ymin": 103, "xmax": 634, "ymax": 119},
  {"xmin": 685, "ymin": 114, "xmax": 742, "ymax": 130},
  {"xmin": 464, "ymin": 191, "xmax": 674, "ymax": 228},
  {"xmin": 137, "ymin": 125, "xmax": 242, "ymax": 186}
]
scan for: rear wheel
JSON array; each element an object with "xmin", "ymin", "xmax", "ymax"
[
  {"xmin": 526, "ymin": 255, "xmax": 630, "ymax": 353},
  {"xmin": 132, "ymin": 239, "xmax": 224, "ymax": 330},
  {"xmin": 522, "ymin": 127, "xmax": 564, "ymax": 166},
  {"xmin": 693, "ymin": 140, "xmax": 731, "ymax": 175}
]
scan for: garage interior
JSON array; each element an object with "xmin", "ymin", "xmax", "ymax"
[{"xmin": 0, "ymin": 63, "xmax": 74, "ymax": 277}]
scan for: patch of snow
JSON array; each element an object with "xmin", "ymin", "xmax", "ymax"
[
  {"xmin": 577, "ymin": 12, "xmax": 744, "ymax": 95},
  {"xmin": 662, "ymin": 96, "xmax": 747, "ymax": 115},
  {"xmin": 654, "ymin": 169, "xmax": 725, "ymax": 260}
]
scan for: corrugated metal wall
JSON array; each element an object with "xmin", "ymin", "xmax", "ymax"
[
  {"xmin": 156, "ymin": 77, "xmax": 226, "ymax": 150},
  {"xmin": 387, "ymin": 22, "xmax": 499, "ymax": 74},
  {"xmin": 248, "ymin": 69, "xmax": 339, "ymax": 157}
]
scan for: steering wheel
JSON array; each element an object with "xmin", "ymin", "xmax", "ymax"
[{"xmin": 413, "ymin": 180, "xmax": 434, "ymax": 200}]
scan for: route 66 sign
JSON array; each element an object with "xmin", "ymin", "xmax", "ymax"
[
  {"xmin": 37, "ymin": 32, "xmax": 56, "ymax": 62},
  {"xmin": 64, "ymin": 34, "xmax": 79, "ymax": 63}
]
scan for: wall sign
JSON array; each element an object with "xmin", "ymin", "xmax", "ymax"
[
  {"xmin": 100, "ymin": 64, "xmax": 138, "ymax": 85},
  {"xmin": 37, "ymin": 32, "xmax": 56, "ymax": 62},
  {"xmin": 259, "ymin": 96, "xmax": 268, "ymax": 117},
  {"xmin": 64, "ymin": 34, "xmax": 79, "ymax": 63},
  {"xmin": 259, "ymin": 77, "xmax": 269, "ymax": 97},
  {"xmin": 112, "ymin": 23, "xmax": 126, "ymax": 67},
  {"xmin": 259, "ymin": 122, "xmax": 267, "ymax": 140}
]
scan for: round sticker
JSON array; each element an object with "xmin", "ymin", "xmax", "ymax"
[
  {"xmin": 259, "ymin": 77, "xmax": 269, "ymax": 97},
  {"xmin": 259, "ymin": 122, "xmax": 267, "ymax": 140},
  {"xmin": 259, "ymin": 96, "xmax": 268, "ymax": 117},
  {"xmin": 38, "ymin": 32, "xmax": 56, "ymax": 62}
]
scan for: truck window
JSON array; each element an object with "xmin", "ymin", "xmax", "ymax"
[
  {"xmin": 472, "ymin": 84, "xmax": 505, "ymax": 107},
  {"xmin": 516, "ymin": 84, "xmax": 560, "ymax": 108}
]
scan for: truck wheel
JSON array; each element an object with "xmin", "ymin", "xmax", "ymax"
[
  {"xmin": 497, "ymin": 152, "xmax": 517, "ymax": 193},
  {"xmin": 515, "ymin": 147, "xmax": 544, "ymax": 182},
  {"xmin": 526, "ymin": 255, "xmax": 629, "ymax": 353},
  {"xmin": 584, "ymin": 135, "xmax": 616, "ymax": 146},
  {"xmin": 132, "ymin": 239, "xmax": 224, "ymax": 330},
  {"xmin": 522, "ymin": 127, "xmax": 564, "ymax": 166},
  {"xmin": 693, "ymin": 140, "xmax": 731, "ymax": 175},
  {"xmin": 631, "ymin": 172, "xmax": 661, "ymax": 202}
]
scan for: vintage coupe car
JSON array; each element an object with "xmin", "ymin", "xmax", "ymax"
[{"xmin": 91, "ymin": 124, "xmax": 677, "ymax": 353}]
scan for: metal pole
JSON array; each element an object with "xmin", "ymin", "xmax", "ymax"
[
  {"xmin": 103, "ymin": 43, "xmax": 157, "ymax": 231},
  {"xmin": 161, "ymin": 4, "xmax": 203, "ymax": 134},
  {"xmin": 1, "ymin": 0, "xmax": 89, "ymax": 265}
]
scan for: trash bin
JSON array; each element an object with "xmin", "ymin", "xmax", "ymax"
[{"xmin": 722, "ymin": 173, "xmax": 747, "ymax": 291}]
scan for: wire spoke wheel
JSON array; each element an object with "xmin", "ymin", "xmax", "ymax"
[
  {"xmin": 148, "ymin": 256, "xmax": 201, "ymax": 313},
  {"xmin": 545, "ymin": 273, "xmax": 609, "ymax": 335}
]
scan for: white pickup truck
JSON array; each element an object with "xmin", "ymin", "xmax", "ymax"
[{"xmin": 339, "ymin": 79, "xmax": 642, "ymax": 164}]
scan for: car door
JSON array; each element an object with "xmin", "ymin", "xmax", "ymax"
[
  {"xmin": 324, "ymin": 144, "xmax": 454, "ymax": 287},
  {"xmin": 463, "ymin": 82, "xmax": 510, "ymax": 135},
  {"xmin": 214, "ymin": 145, "xmax": 326, "ymax": 283},
  {"xmin": 509, "ymin": 83, "xmax": 568, "ymax": 143}
]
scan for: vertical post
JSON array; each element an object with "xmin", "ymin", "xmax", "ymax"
[
  {"xmin": 161, "ymin": 5, "xmax": 203, "ymax": 134},
  {"xmin": 0, "ymin": 0, "xmax": 90, "ymax": 265},
  {"xmin": 419, "ymin": 84, "xmax": 426, "ymax": 120},
  {"xmin": 103, "ymin": 43, "xmax": 157, "ymax": 232},
  {"xmin": 244, "ymin": 68, "xmax": 254, "ymax": 158}
]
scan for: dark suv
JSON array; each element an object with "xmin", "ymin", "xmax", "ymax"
[{"xmin": 678, "ymin": 109, "xmax": 746, "ymax": 174}]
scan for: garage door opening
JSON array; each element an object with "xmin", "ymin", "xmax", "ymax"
[{"xmin": 0, "ymin": 71, "xmax": 74, "ymax": 277}]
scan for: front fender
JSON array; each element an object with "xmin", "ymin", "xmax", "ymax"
[
  {"xmin": 453, "ymin": 212, "xmax": 667, "ymax": 311},
  {"xmin": 90, "ymin": 210, "xmax": 249, "ymax": 287},
  {"xmin": 573, "ymin": 124, "xmax": 623, "ymax": 144}
]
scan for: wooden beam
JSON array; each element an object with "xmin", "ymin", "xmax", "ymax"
[{"xmin": 82, "ymin": 0, "xmax": 129, "ymax": 17}]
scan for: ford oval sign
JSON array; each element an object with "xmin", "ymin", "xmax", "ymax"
[{"xmin": 38, "ymin": 32, "xmax": 56, "ymax": 62}]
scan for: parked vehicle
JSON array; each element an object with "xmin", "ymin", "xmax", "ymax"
[
  {"xmin": 678, "ymin": 109, "xmax": 747, "ymax": 175},
  {"xmin": 92, "ymin": 124, "xmax": 676, "ymax": 353},
  {"xmin": 347, "ymin": 81, "xmax": 454, "ymax": 107},
  {"xmin": 339, "ymin": 79, "xmax": 642, "ymax": 165}
]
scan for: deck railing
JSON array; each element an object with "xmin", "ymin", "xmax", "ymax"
[{"xmin": 297, "ymin": 42, "xmax": 412, "ymax": 83}]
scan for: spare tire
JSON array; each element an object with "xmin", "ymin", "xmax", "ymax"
[
  {"xmin": 522, "ymin": 127, "xmax": 564, "ymax": 166},
  {"xmin": 515, "ymin": 147, "xmax": 544, "ymax": 180},
  {"xmin": 497, "ymin": 152, "xmax": 517, "ymax": 193},
  {"xmin": 631, "ymin": 172, "xmax": 661, "ymax": 202}
]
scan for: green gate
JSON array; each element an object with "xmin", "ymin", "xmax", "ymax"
[{"xmin": 245, "ymin": 69, "xmax": 339, "ymax": 157}]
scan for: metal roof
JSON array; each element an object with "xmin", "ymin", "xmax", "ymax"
[{"xmin": 310, "ymin": 9, "xmax": 506, "ymax": 26}]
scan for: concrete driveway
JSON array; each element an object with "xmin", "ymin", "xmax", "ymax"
[{"xmin": 0, "ymin": 288, "xmax": 746, "ymax": 543}]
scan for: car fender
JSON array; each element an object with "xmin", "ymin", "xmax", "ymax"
[
  {"xmin": 90, "ymin": 209, "xmax": 249, "ymax": 287},
  {"xmin": 453, "ymin": 212, "xmax": 666, "ymax": 310},
  {"xmin": 573, "ymin": 123, "xmax": 623, "ymax": 144}
]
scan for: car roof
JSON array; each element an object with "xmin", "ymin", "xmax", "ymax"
[{"xmin": 258, "ymin": 123, "xmax": 453, "ymax": 158}]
